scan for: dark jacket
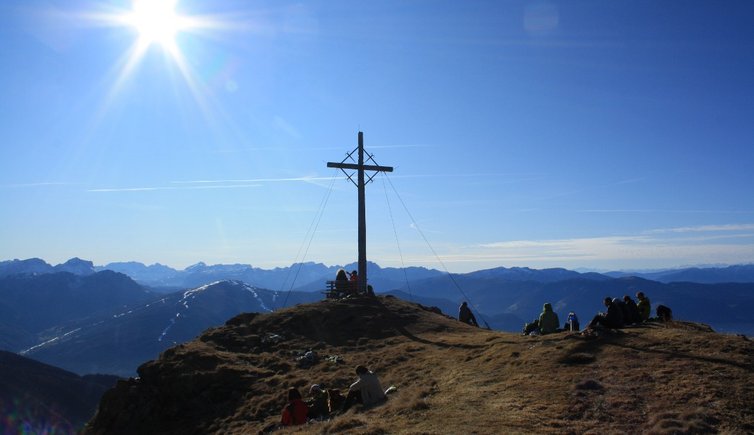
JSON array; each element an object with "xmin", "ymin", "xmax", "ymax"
[
  {"xmin": 657, "ymin": 305, "xmax": 673, "ymax": 321},
  {"xmin": 604, "ymin": 300, "xmax": 624, "ymax": 329},
  {"xmin": 624, "ymin": 298, "xmax": 641, "ymax": 325},
  {"xmin": 459, "ymin": 303, "xmax": 478, "ymax": 326},
  {"xmin": 306, "ymin": 390, "xmax": 329, "ymax": 419}
]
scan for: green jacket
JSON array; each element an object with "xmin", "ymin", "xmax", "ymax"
[
  {"xmin": 538, "ymin": 303, "xmax": 560, "ymax": 334},
  {"xmin": 637, "ymin": 297, "xmax": 651, "ymax": 322}
]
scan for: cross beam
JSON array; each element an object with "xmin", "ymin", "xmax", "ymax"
[{"xmin": 326, "ymin": 132, "xmax": 393, "ymax": 294}]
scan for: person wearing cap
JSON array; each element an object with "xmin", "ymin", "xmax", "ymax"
[{"xmin": 306, "ymin": 384, "xmax": 329, "ymax": 419}]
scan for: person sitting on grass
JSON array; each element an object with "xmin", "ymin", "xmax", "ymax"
[
  {"xmin": 280, "ymin": 387, "xmax": 308, "ymax": 426},
  {"xmin": 538, "ymin": 302, "xmax": 560, "ymax": 334},
  {"xmin": 458, "ymin": 301, "xmax": 479, "ymax": 327},
  {"xmin": 636, "ymin": 291, "xmax": 651, "ymax": 322},
  {"xmin": 622, "ymin": 295, "xmax": 641, "ymax": 325},
  {"xmin": 306, "ymin": 384, "xmax": 330, "ymax": 419},
  {"xmin": 565, "ymin": 311, "xmax": 580, "ymax": 332},
  {"xmin": 586, "ymin": 297, "xmax": 624, "ymax": 330},
  {"xmin": 342, "ymin": 365, "xmax": 386, "ymax": 412}
]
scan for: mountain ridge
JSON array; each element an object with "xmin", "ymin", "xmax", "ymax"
[
  {"xmin": 5, "ymin": 258, "xmax": 754, "ymax": 290},
  {"xmin": 0, "ymin": 270, "xmax": 155, "ymax": 351},
  {"xmin": 19, "ymin": 280, "xmax": 322, "ymax": 377},
  {"xmin": 83, "ymin": 295, "xmax": 754, "ymax": 434}
]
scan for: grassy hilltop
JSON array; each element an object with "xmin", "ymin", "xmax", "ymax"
[{"xmin": 85, "ymin": 295, "xmax": 754, "ymax": 434}]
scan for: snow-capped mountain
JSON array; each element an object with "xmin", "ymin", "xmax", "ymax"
[{"xmin": 21, "ymin": 280, "xmax": 321, "ymax": 376}]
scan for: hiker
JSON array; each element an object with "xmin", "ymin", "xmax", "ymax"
[
  {"xmin": 538, "ymin": 302, "xmax": 560, "ymax": 334},
  {"xmin": 586, "ymin": 297, "xmax": 624, "ymax": 330},
  {"xmin": 565, "ymin": 311, "xmax": 580, "ymax": 332},
  {"xmin": 326, "ymin": 388, "xmax": 346, "ymax": 414},
  {"xmin": 306, "ymin": 384, "xmax": 330, "ymax": 419},
  {"xmin": 280, "ymin": 387, "xmax": 308, "ymax": 426},
  {"xmin": 342, "ymin": 365, "xmax": 386, "ymax": 411},
  {"xmin": 335, "ymin": 269, "xmax": 349, "ymax": 297},
  {"xmin": 636, "ymin": 291, "xmax": 651, "ymax": 322},
  {"xmin": 349, "ymin": 270, "xmax": 359, "ymax": 295},
  {"xmin": 614, "ymin": 297, "xmax": 630, "ymax": 325},
  {"xmin": 657, "ymin": 305, "xmax": 673, "ymax": 322},
  {"xmin": 458, "ymin": 301, "xmax": 479, "ymax": 327},
  {"xmin": 622, "ymin": 295, "xmax": 641, "ymax": 325}
]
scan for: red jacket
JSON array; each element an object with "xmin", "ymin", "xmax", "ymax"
[{"xmin": 281, "ymin": 399, "xmax": 308, "ymax": 425}]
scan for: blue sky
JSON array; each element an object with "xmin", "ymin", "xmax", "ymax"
[{"xmin": 1, "ymin": 0, "xmax": 753, "ymax": 272}]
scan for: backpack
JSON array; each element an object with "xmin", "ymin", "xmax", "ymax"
[
  {"xmin": 522, "ymin": 319, "xmax": 539, "ymax": 335},
  {"xmin": 657, "ymin": 305, "xmax": 673, "ymax": 322}
]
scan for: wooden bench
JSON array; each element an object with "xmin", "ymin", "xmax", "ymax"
[{"xmin": 323, "ymin": 280, "xmax": 358, "ymax": 299}]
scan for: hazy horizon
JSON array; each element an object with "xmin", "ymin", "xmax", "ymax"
[{"xmin": 3, "ymin": 255, "xmax": 753, "ymax": 275}]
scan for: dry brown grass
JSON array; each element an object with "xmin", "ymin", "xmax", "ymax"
[{"xmin": 86, "ymin": 296, "xmax": 754, "ymax": 434}]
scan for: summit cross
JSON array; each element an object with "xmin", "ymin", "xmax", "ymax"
[{"xmin": 327, "ymin": 131, "xmax": 394, "ymax": 294}]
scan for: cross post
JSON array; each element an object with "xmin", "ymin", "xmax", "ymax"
[{"xmin": 327, "ymin": 132, "xmax": 393, "ymax": 294}]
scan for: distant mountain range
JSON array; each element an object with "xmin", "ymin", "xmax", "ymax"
[
  {"xmin": 4, "ymin": 257, "xmax": 754, "ymax": 290},
  {"xmin": 0, "ymin": 257, "xmax": 447, "ymax": 293},
  {"xmin": 604, "ymin": 264, "xmax": 754, "ymax": 283},
  {"xmin": 0, "ymin": 257, "xmax": 97, "ymax": 277},
  {"xmin": 3, "ymin": 257, "xmax": 754, "ymax": 378}
]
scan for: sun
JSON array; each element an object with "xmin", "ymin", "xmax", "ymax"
[
  {"xmin": 126, "ymin": 0, "xmax": 186, "ymax": 49},
  {"xmin": 82, "ymin": 0, "xmax": 224, "ymax": 113}
]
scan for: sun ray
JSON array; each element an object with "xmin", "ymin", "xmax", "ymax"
[
  {"xmin": 63, "ymin": 0, "xmax": 254, "ymax": 132},
  {"xmin": 72, "ymin": 1, "xmax": 210, "ymax": 114}
]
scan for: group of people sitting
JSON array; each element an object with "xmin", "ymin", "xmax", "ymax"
[
  {"xmin": 331, "ymin": 269, "xmax": 375, "ymax": 298},
  {"xmin": 585, "ymin": 292, "xmax": 654, "ymax": 330},
  {"xmin": 279, "ymin": 365, "xmax": 389, "ymax": 427},
  {"xmin": 522, "ymin": 291, "xmax": 671, "ymax": 335}
]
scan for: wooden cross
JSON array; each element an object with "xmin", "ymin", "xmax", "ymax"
[{"xmin": 327, "ymin": 132, "xmax": 394, "ymax": 294}]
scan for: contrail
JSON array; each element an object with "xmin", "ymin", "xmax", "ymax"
[{"xmin": 88, "ymin": 184, "xmax": 263, "ymax": 192}]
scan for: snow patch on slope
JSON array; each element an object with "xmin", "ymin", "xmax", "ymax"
[
  {"xmin": 21, "ymin": 328, "xmax": 81, "ymax": 354},
  {"xmin": 158, "ymin": 280, "xmax": 272, "ymax": 342}
]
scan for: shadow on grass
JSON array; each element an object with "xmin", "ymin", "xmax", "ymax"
[
  {"xmin": 555, "ymin": 328, "xmax": 752, "ymax": 372},
  {"xmin": 371, "ymin": 297, "xmax": 513, "ymax": 349},
  {"xmin": 605, "ymin": 335, "xmax": 753, "ymax": 372},
  {"xmin": 556, "ymin": 331, "xmax": 624, "ymax": 365}
]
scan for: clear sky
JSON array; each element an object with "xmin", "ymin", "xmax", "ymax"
[{"xmin": 1, "ymin": 0, "xmax": 753, "ymax": 272}]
